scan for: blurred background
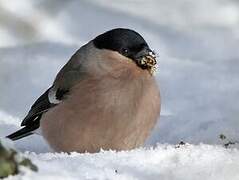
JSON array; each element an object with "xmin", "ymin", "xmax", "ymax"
[{"xmin": 0, "ymin": 0, "xmax": 239, "ymax": 151}]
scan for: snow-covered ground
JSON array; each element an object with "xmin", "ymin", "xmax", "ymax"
[
  {"xmin": 3, "ymin": 139, "xmax": 239, "ymax": 180},
  {"xmin": 0, "ymin": 0, "xmax": 239, "ymax": 179}
]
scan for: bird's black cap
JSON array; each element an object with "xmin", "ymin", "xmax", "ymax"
[
  {"xmin": 93, "ymin": 28, "xmax": 150, "ymax": 59},
  {"xmin": 93, "ymin": 28, "xmax": 157, "ymax": 73}
]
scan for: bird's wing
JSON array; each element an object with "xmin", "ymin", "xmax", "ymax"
[
  {"xmin": 6, "ymin": 72, "xmax": 81, "ymax": 141},
  {"xmin": 6, "ymin": 51, "xmax": 84, "ymax": 141},
  {"xmin": 6, "ymin": 86, "xmax": 69, "ymax": 141},
  {"xmin": 21, "ymin": 87, "xmax": 69, "ymax": 126}
]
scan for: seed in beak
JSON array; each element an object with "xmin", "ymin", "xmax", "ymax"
[{"xmin": 140, "ymin": 58, "xmax": 146, "ymax": 65}]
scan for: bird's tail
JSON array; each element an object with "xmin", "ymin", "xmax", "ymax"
[
  {"xmin": 6, "ymin": 126, "xmax": 34, "ymax": 141},
  {"xmin": 6, "ymin": 117, "xmax": 40, "ymax": 141}
]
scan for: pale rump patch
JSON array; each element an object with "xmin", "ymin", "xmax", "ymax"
[{"xmin": 41, "ymin": 49, "xmax": 160, "ymax": 153}]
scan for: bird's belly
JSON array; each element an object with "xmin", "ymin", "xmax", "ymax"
[{"xmin": 41, "ymin": 77, "xmax": 160, "ymax": 153}]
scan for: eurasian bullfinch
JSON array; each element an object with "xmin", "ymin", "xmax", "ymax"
[{"xmin": 7, "ymin": 28, "xmax": 161, "ymax": 153}]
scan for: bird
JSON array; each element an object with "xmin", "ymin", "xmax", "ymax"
[{"xmin": 6, "ymin": 28, "xmax": 161, "ymax": 153}]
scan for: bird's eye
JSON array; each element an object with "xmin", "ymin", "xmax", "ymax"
[{"xmin": 122, "ymin": 48, "xmax": 129, "ymax": 55}]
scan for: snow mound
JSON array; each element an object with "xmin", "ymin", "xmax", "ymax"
[{"xmin": 8, "ymin": 144, "xmax": 239, "ymax": 180}]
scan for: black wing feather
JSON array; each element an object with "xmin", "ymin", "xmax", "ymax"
[
  {"xmin": 6, "ymin": 87, "xmax": 69, "ymax": 141},
  {"xmin": 6, "ymin": 117, "xmax": 41, "ymax": 140},
  {"xmin": 21, "ymin": 88, "xmax": 54, "ymax": 126}
]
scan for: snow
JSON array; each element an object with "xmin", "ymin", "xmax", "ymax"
[
  {"xmin": 0, "ymin": 0, "xmax": 239, "ymax": 179},
  {"xmin": 2, "ymin": 137, "xmax": 239, "ymax": 180}
]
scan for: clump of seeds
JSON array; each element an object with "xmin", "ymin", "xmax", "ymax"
[{"xmin": 138, "ymin": 52, "xmax": 157, "ymax": 75}]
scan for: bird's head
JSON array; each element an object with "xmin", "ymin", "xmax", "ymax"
[{"xmin": 93, "ymin": 28, "xmax": 157, "ymax": 75}]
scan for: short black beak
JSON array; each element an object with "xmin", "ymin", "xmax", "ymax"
[
  {"xmin": 134, "ymin": 48, "xmax": 153, "ymax": 59},
  {"xmin": 134, "ymin": 48, "xmax": 157, "ymax": 74}
]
